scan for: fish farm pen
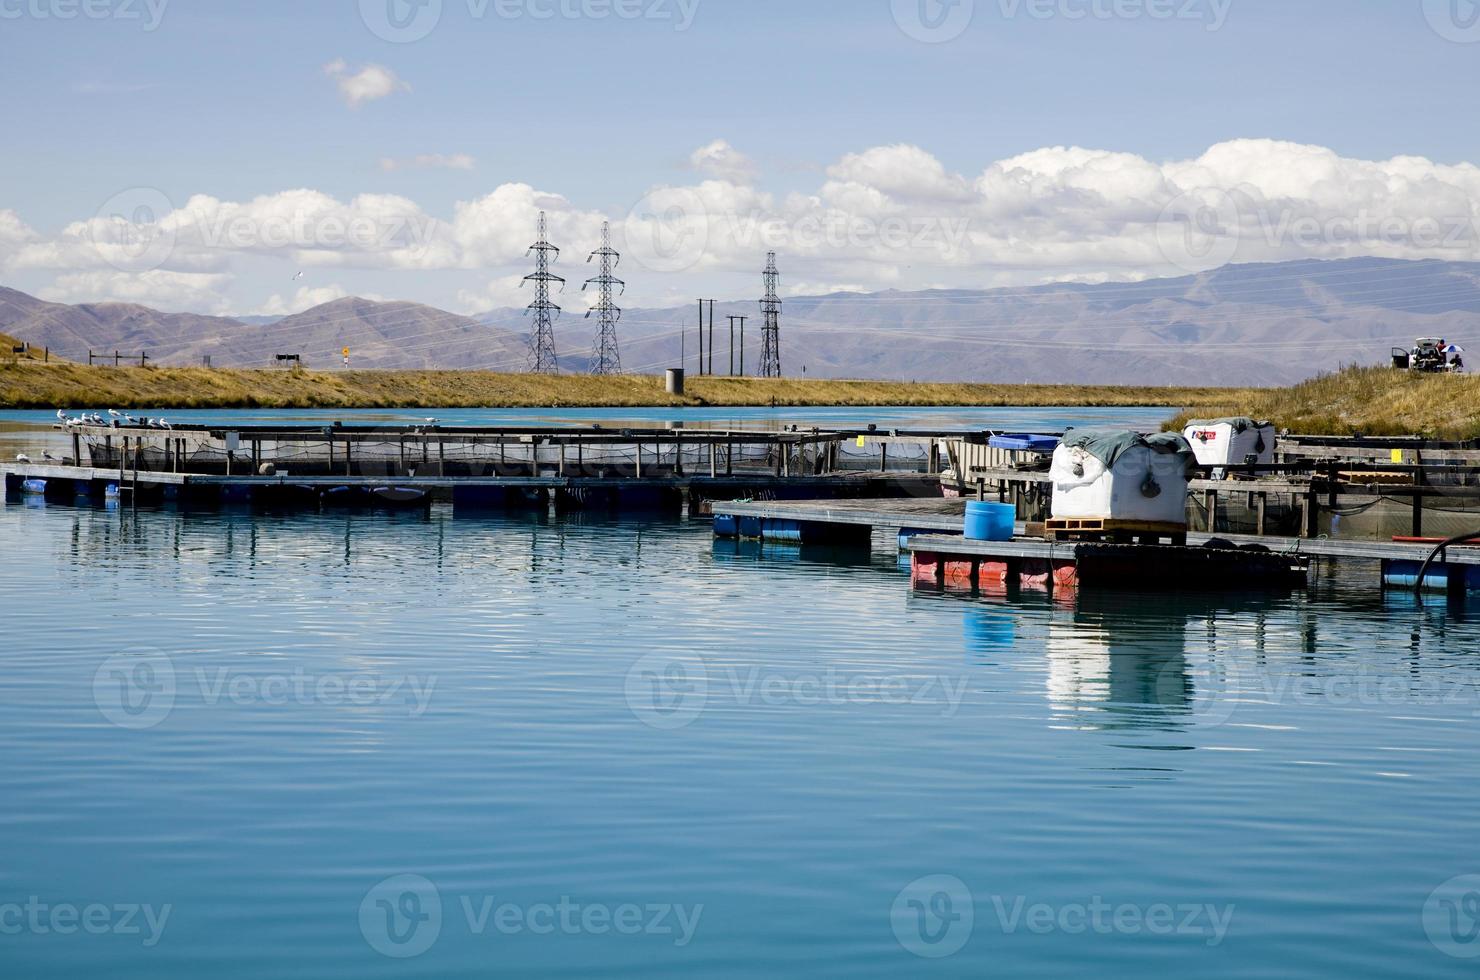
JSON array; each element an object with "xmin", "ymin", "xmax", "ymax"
[{"xmin": 5, "ymin": 422, "xmax": 951, "ymax": 512}]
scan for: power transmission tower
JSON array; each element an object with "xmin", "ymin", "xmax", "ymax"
[
  {"xmin": 523, "ymin": 210, "xmax": 563, "ymax": 374},
  {"xmin": 584, "ymin": 221, "xmax": 624, "ymax": 375},
  {"xmin": 759, "ymin": 251, "xmax": 782, "ymax": 378}
]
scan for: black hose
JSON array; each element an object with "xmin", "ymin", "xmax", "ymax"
[{"xmin": 1412, "ymin": 530, "xmax": 1480, "ymax": 595}]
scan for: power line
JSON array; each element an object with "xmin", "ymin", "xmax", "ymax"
[
  {"xmin": 523, "ymin": 210, "xmax": 563, "ymax": 373},
  {"xmin": 760, "ymin": 251, "xmax": 781, "ymax": 378},
  {"xmin": 584, "ymin": 220, "xmax": 623, "ymax": 375}
]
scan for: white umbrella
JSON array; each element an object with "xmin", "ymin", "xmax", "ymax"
[{"xmin": 1446, "ymin": 344, "xmax": 1465, "ymax": 354}]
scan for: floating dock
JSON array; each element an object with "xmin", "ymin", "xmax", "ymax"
[
  {"xmin": 3, "ymin": 422, "xmax": 949, "ymax": 514},
  {"xmin": 711, "ymin": 498, "xmax": 1480, "ymax": 597}
]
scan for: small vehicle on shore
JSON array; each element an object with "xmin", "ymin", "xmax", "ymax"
[{"xmin": 1392, "ymin": 337, "xmax": 1462, "ymax": 373}]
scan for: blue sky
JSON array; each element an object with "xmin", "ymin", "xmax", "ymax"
[{"xmin": 3, "ymin": 0, "xmax": 1480, "ymax": 315}]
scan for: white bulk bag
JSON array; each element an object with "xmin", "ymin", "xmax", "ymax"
[
  {"xmin": 1051, "ymin": 429, "xmax": 1194, "ymax": 525},
  {"xmin": 1182, "ymin": 418, "xmax": 1276, "ymax": 468}
]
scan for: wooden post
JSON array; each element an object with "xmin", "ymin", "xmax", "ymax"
[
  {"xmin": 72, "ymin": 431, "xmax": 81, "ymax": 468},
  {"xmin": 726, "ymin": 437, "xmax": 733, "ymax": 476},
  {"xmin": 675, "ymin": 437, "xmax": 684, "ymax": 476},
  {"xmin": 635, "ymin": 442, "xmax": 643, "ymax": 479},
  {"xmin": 1303, "ymin": 486, "xmax": 1319, "ymax": 538},
  {"xmin": 1256, "ymin": 492, "xmax": 1267, "ymax": 536},
  {"xmin": 399, "ymin": 439, "xmax": 406, "ymax": 475},
  {"xmin": 880, "ymin": 442, "xmax": 888, "ymax": 473},
  {"xmin": 558, "ymin": 441, "xmax": 566, "ymax": 477},
  {"xmin": 345, "ymin": 439, "xmax": 353, "ymax": 477},
  {"xmin": 1204, "ymin": 488, "xmax": 1217, "ymax": 533},
  {"xmin": 438, "ymin": 438, "xmax": 445, "ymax": 476},
  {"xmin": 1412, "ymin": 467, "xmax": 1426, "ymax": 538}
]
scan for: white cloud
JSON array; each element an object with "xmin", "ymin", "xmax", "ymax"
[
  {"xmin": 0, "ymin": 209, "xmax": 39, "ymax": 270},
  {"xmin": 323, "ymin": 59, "xmax": 410, "ymax": 108},
  {"xmin": 252, "ymin": 284, "xmax": 353, "ymax": 317},
  {"xmin": 380, "ymin": 153, "xmax": 476, "ymax": 172},
  {"xmin": 455, "ymin": 274, "xmax": 532, "ymax": 315},
  {"xmin": 13, "ymin": 139, "xmax": 1480, "ymax": 311},
  {"xmin": 688, "ymin": 140, "xmax": 758, "ymax": 184},
  {"xmin": 38, "ymin": 270, "xmax": 234, "ymax": 313}
]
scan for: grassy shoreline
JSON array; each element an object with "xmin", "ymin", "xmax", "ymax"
[
  {"xmin": 5, "ymin": 359, "xmax": 1474, "ymax": 439},
  {"xmin": 1168, "ymin": 366, "xmax": 1480, "ymax": 440},
  {"xmin": 0, "ymin": 361, "xmax": 1247, "ymax": 411}
]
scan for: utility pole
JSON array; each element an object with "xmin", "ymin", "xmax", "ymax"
[
  {"xmin": 697, "ymin": 299, "xmax": 705, "ymax": 376},
  {"xmin": 523, "ymin": 211, "xmax": 563, "ymax": 373},
  {"xmin": 584, "ymin": 221, "xmax": 624, "ymax": 375},
  {"xmin": 708, "ymin": 299, "xmax": 716, "ymax": 377},
  {"xmin": 728, "ymin": 316, "xmax": 747, "ymax": 376},
  {"xmin": 760, "ymin": 252, "xmax": 782, "ymax": 378}
]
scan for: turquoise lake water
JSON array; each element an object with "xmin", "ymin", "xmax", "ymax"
[{"xmin": 3, "ymin": 409, "xmax": 1480, "ymax": 977}]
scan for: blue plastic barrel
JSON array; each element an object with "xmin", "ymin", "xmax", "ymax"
[
  {"xmin": 988, "ymin": 434, "xmax": 1061, "ymax": 454},
  {"xmin": 965, "ymin": 501, "xmax": 1015, "ymax": 541}
]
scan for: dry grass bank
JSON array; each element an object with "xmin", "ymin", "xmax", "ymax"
[
  {"xmin": 1169, "ymin": 366, "xmax": 1480, "ymax": 440},
  {"xmin": 0, "ymin": 361, "xmax": 1246, "ymax": 411}
]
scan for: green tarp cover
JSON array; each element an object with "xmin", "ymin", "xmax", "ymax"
[
  {"xmin": 1183, "ymin": 417, "xmax": 1271, "ymax": 433},
  {"xmin": 1061, "ymin": 428, "xmax": 1194, "ymax": 470}
]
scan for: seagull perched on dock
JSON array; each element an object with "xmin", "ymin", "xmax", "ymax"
[
  {"xmin": 107, "ymin": 409, "xmax": 122, "ymax": 419},
  {"xmin": 42, "ymin": 451, "xmax": 56, "ymax": 461},
  {"xmin": 157, "ymin": 418, "xmax": 171, "ymax": 430},
  {"xmin": 425, "ymin": 417, "xmax": 441, "ymax": 426},
  {"xmin": 56, "ymin": 409, "xmax": 68, "ymax": 422},
  {"xmin": 15, "ymin": 454, "xmax": 31, "ymax": 463}
]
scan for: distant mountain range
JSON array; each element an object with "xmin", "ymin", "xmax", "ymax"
[{"xmin": 3, "ymin": 257, "xmax": 1477, "ymax": 385}]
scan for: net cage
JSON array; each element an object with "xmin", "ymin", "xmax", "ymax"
[{"xmin": 81, "ymin": 429, "xmax": 934, "ymax": 479}]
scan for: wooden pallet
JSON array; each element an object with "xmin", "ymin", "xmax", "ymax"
[{"xmin": 1044, "ymin": 518, "xmax": 1189, "ymax": 546}]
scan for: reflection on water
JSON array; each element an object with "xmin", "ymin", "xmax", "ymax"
[{"xmin": 4, "ymin": 499, "xmax": 1480, "ymax": 978}]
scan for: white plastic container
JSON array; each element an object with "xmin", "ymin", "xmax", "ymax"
[
  {"xmin": 1181, "ymin": 418, "xmax": 1275, "ymax": 469},
  {"xmin": 1050, "ymin": 431, "xmax": 1192, "ymax": 525}
]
